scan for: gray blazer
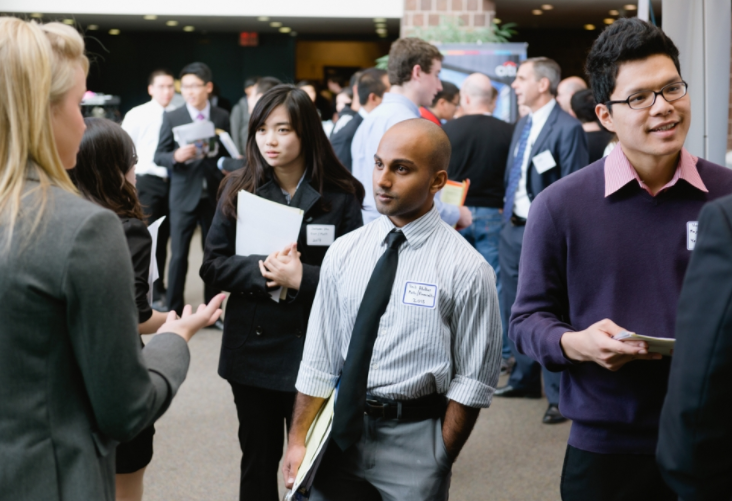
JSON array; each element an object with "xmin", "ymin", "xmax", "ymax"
[{"xmin": 0, "ymin": 170, "xmax": 190, "ymax": 500}]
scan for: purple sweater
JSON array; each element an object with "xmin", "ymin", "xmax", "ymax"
[{"xmin": 510, "ymin": 156, "xmax": 732, "ymax": 454}]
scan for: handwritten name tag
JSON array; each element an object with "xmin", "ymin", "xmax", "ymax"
[
  {"xmin": 687, "ymin": 221, "xmax": 698, "ymax": 250},
  {"xmin": 402, "ymin": 282, "xmax": 438, "ymax": 309},
  {"xmin": 307, "ymin": 224, "xmax": 335, "ymax": 246}
]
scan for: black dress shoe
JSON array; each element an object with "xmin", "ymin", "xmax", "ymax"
[
  {"xmin": 213, "ymin": 319, "xmax": 225, "ymax": 331},
  {"xmin": 494, "ymin": 385, "xmax": 542, "ymax": 398},
  {"xmin": 543, "ymin": 403, "xmax": 568, "ymax": 424}
]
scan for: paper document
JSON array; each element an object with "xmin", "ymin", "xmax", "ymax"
[
  {"xmin": 440, "ymin": 179, "xmax": 470, "ymax": 206},
  {"xmin": 613, "ymin": 331, "xmax": 675, "ymax": 356},
  {"xmin": 217, "ymin": 130, "xmax": 241, "ymax": 158},
  {"xmin": 172, "ymin": 120, "xmax": 218, "ymax": 161},
  {"xmin": 285, "ymin": 386, "xmax": 338, "ymax": 501},
  {"xmin": 146, "ymin": 216, "xmax": 166, "ymax": 305},
  {"xmin": 235, "ymin": 190, "xmax": 304, "ymax": 302}
]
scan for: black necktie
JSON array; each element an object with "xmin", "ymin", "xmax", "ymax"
[{"xmin": 331, "ymin": 229, "xmax": 407, "ymax": 451}]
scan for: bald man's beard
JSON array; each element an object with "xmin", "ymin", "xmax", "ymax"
[{"xmin": 373, "ymin": 189, "xmax": 401, "ymax": 216}]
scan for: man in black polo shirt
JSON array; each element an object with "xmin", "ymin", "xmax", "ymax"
[{"xmin": 443, "ymin": 72, "xmax": 514, "ymax": 364}]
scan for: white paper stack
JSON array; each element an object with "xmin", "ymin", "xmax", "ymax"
[
  {"xmin": 235, "ymin": 190, "xmax": 304, "ymax": 302},
  {"xmin": 613, "ymin": 331, "xmax": 675, "ymax": 356}
]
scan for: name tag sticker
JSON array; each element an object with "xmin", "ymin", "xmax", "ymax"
[
  {"xmin": 532, "ymin": 150, "xmax": 557, "ymax": 174},
  {"xmin": 402, "ymin": 282, "xmax": 438, "ymax": 309},
  {"xmin": 687, "ymin": 221, "xmax": 698, "ymax": 250},
  {"xmin": 306, "ymin": 225, "xmax": 335, "ymax": 246}
]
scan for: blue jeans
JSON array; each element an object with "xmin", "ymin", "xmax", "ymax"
[{"xmin": 459, "ymin": 207, "xmax": 511, "ymax": 359}]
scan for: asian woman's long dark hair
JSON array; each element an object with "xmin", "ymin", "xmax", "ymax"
[
  {"xmin": 69, "ymin": 117, "xmax": 145, "ymax": 220},
  {"xmin": 218, "ymin": 84, "xmax": 365, "ymax": 219}
]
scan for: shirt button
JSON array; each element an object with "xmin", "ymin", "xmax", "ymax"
[
  {"xmin": 371, "ymin": 363, "xmax": 378, "ymax": 370},
  {"xmin": 296, "ymin": 329, "xmax": 302, "ymax": 338},
  {"xmin": 255, "ymin": 326, "xmax": 263, "ymax": 336}
]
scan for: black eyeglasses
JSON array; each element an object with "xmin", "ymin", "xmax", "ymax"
[{"xmin": 605, "ymin": 81, "xmax": 688, "ymax": 110}]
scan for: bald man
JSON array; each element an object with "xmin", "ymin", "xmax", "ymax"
[
  {"xmin": 443, "ymin": 73, "xmax": 515, "ymax": 365},
  {"xmin": 556, "ymin": 76, "xmax": 588, "ymax": 117},
  {"xmin": 283, "ymin": 119, "xmax": 502, "ymax": 500}
]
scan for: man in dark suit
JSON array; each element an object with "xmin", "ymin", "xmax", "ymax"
[
  {"xmin": 443, "ymin": 72, "xmax": 514, "ymax": 365},
  {"xmin": 330, "ymin": 68, "xmax": 389, "ymax": 171},
  {"xmin": 154, "ymin": 62, "xmax": 230, "ymax": 317},
  {"xmin": 494, "ymin": 57, "xmax": 589, "ymax": 424},
  {"xmin": 657, "ymin": 193, "xmax": 732, "ymax": 501}
]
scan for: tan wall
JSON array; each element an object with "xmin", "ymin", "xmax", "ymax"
[
  {"xmin": 401, "ymin": 0, "xmax": 496, "ymax": 37},
  {"xmin": 295, "ymin": 41, "xmax": 392, "ymax": 81}
]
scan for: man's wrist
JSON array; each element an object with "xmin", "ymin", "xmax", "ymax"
[{"xmin": 560, "ymin": 331, "xmax": 584, "ymax": 362}]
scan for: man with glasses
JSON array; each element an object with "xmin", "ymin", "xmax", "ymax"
[
  {"xmin": 508, "ymin": 18, "xmax": 732, "ymax": 500},
  {"xmin": 155, "ymin": 62, "xmax": 230, "ymax": 319}
]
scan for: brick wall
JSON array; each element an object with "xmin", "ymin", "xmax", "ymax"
[{"xmin": 401, "ymin": 0, "xmax": 496, "ymax": 37}]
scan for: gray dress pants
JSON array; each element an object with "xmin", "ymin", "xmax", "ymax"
[{"xmin": 311, "ymin": 415, "xmax": 452, "ymax": 501}]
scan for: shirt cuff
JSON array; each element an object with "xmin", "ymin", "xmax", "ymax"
[
  {"xmin": 217, "ymin": 157, "xmax": 226, "ymax": 171},
  {"xmin": 446, "ymin": 374, "xmax": 495, "ymax": 408},
  {"xmin": 295, "ymin": 363, "xmax": 339, "ymax": 398},
  {"xmin": 434, "ymin": 196, "xmax": 460, "ymax": 227}
]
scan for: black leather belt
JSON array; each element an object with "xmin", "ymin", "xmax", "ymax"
[
  {"xmin": 364, "ymin": 393, "xmax": 447, "ymax": 421},
  {"xmin": 510, "ymin": 214, "xmax": 527, "ymax": 226}
]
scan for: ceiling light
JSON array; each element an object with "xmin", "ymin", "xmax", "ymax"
[
  {"xmin": 183, "ymin": 26, "xmax": 195, "ymax": 32},
  {"xmin": 374, "ymin": 18, "xmax": 387, "ymax": 22},
  {"xmin": 63, "ymin": 19, "xmax": 74, "ymax": 25},
  {"xmin": 109, "ymin": 29, "xmax": 120, "ymax": 35},
  {"xmin": 379, "ymin": 33, "xmax": 388, "ymax": 38},
  {"xmin": 604, "ymin": 18, "xmax": 614, "ymax": 24},
  {"xmin": 143, "ymin": 15, "xmax": 157, "ymax": 20},
  {"xmin": 541, "ymin": 4, "xmax": 554, "ymax": 10},
  {"xmin": 494, "ymin": 18, "xmax": 502, "ymax": 24},
  {"xmin": 609, "ymin": 9, "xmax": 619, "ymax": 15},
  {"xmin": 166, "ymin": 20, "xmax": 178, "ymax": 26},
  {"xmin": 532, "ymin": 9, "xmax": 543, "ymax": 15},
  {"xmin": 270, "ymin": 21, "xmax": 282, "ymax": 27},
  {"xmin": 624, "ymin": 4, "xmax": 637, "ymax": 10},
  {"xmin": 30, "ymin": 13, "xmax": 43, "ymax": 18},
  {"xmin": 279, "ymin": 27, "xmax": 291, "ymax": 33},
  {"xmin": 258, "ymin": 16, "xmax": 269, "ymax": 21},
  {"xmin": 376, "ymin": 23, "xmax": 387, "ymax": 28},
  {"xmin": 87, "ymin": 24, "xmax": 98, "ymax": 30},
  {"xmin": 376, "ymin": 28, "xmax": 388, "ymax": 34},
  {"xmin": 584, "ymin": 24, "xmax": 596, "ymax": 30},
  {"xmin": 290, "ymin": 31, "xmax": 298, "ymax": 37}
]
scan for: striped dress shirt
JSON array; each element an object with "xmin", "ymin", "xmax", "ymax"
[{"xmin": 295, "ymin": 206, "xmax": 502, "ymax": 408}]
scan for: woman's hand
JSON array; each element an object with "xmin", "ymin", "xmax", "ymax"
[
  {"xmin": 156, "ymin": 294, "xmax": 226, "ymax": 342},
  {"xmin": 258, "ymin": 243, "xmax": 303, "ymax": 290}
]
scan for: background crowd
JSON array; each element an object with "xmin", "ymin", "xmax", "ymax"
[{"xmin": 3, "ymin": 10, "xmax": 732, "ymax": 501}]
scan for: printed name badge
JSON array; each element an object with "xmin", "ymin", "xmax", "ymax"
[
  {"xmin": 687, "ymin": 221, "xmax": 698, "ymax": 250},
  {"xmin": 306, "ymin": 224, "xmax": 335, "ymax": 246},
  {"xmin": 532, "ymin": 150, "xmax": 557, "ymax": 174},
  {"xmin": 402, "ymin": 282, "xmax": 438, "ymax": 309}
]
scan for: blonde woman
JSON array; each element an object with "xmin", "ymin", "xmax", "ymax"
[{"xmin": 0, "ymin": 18, "xmax": 224, "ymax": 501}]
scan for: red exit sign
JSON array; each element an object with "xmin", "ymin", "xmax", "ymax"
[{"xmin": 239, "ymin": 32, "xmax": 259, "ymax": 47}]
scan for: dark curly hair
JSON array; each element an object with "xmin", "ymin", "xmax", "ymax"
[
  {"xmin": 585, "ymin": 18, "xmax": 681, "ymax": 107},
  {"xmin": 69, "ymin": 117, "xmax": 145, "ymax": 221}
]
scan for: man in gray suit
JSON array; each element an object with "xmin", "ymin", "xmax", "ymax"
[
  {"xmin": 155, "ymin": 62, "xmax": 230, "ymax": 316},
  {"xmin": 494, "ymin": 57, "xmax": 589, "ymax": 424}
]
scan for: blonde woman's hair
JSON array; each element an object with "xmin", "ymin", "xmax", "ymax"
[{"xmin": 0, "ymin": 18, "xmax": 88, "ymax": 246}]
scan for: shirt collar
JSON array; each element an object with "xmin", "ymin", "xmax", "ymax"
[
  {"xmin": 381, "ymin": 92, "xmax": 420, "ymax": 117},
  {"xmin": 376, "ymin": 204, "xmax": 441, "ymax": 250},
  {"xmin": 604, "ymin": 144, "xmax": 707, "ymax": 197},
  {"xmin": 529, "ymin": 98, "xmax": 556, "ymax": 124},
  {"xmin": 280, "ymin": 170, "xmax": 308, "ymax": 205},
  {"xmin": 149, "ymin": 99, "xmax": 166, "ymax": 112},
  {"xmin": 186, "ymin": 101, "xmax": 210, "ymax": 122}
]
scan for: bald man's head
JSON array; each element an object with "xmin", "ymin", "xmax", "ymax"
[
  {"xmin": 372, "ymin": 118, "xmax": 450, "ymax": 225},
  {"xmin": 460, "ymin": 73, "xmax": 495, "ymax": 114},
  {"xmin": 557, "ymin": 76, "xmax": 587, "ymax": 116}
]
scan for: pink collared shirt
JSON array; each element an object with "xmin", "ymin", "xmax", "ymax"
[{"xmin": 604, "ymin": 145, "xmax": 708, "ymax": 197}]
